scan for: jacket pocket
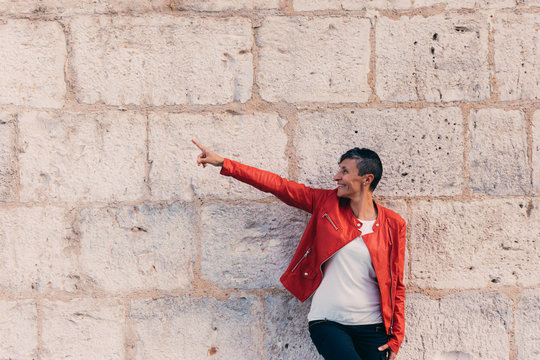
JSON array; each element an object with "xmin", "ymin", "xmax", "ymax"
[
  {"xmin": 322, "ymin": 213, "xmax": 339, "ymax": 230},
  {"xmin": 290, "ymin": 248, "xmax": 317, "ymax": 279},
  {"xmin": 291, "ymin": 248, "xmax": 311, "ymax": 273}
]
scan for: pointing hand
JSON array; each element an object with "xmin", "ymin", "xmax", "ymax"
[{"xmin": 192, "ymin": 139, "xmax": 224, "ymax": 168}]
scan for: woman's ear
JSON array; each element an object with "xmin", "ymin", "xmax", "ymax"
[{"xmin": 363, "ymin": 174, "xmax": 375, "ymax": 186}]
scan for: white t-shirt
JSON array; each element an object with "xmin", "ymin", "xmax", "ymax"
[{"xmin": 307, "ymin": 219, "xmax": 383, "ymax": 325}]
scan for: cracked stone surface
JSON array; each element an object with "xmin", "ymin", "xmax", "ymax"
[
  {"xmin": 70, "ymin": 16, "xmax": 253, "ymax": 105},
  {"xmin": 468, "ymin": 109, "xmax": 530, "ymax": 195},
  {"xmin": 76, "ymin": 203, "xmax": 197, "ymax": 293},
  {"xmin": 295, "ymin": 107, "xmax": 463, "ymax": 196},
  {"xmin": 0, "ymin": 19, "xmax": 65, "ymax": 107},
  {"xmin": 376, "ymin": 14, "xmax": 490, "ymax": 102},
  {"xmin": 410, "ymin": 199, "xmax": 540, "ymax": 289},
  {"xmin": 257, "ymin": 16, "xmax": 371, "ymax": 103},
  {"xmin": 494, "ymin": 13, "xmax": 540, "ymax": 101}
]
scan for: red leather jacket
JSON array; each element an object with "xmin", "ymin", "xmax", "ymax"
[{"xmin": 221, "ymin": 158, "xmax": 406, "ymax": 353}]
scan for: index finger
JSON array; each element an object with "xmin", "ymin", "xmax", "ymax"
[{"xmin": 191, "ymin": 139, "xmax": 206, "ymax": 151}]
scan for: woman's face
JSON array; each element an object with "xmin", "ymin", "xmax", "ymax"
[{"xmin": 334, "ymin": 158, "xmax": 366, "ymax": 198}]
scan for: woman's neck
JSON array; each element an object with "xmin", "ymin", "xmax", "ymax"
[{"xmin": 350, "ymin": 193, "xmax": 377, "ymax": 220}]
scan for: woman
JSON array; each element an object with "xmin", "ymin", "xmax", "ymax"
[{"xmin": 193, "ymin": 139, "xmax": 406, "ymax": 360}]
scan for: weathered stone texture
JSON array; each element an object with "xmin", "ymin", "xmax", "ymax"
[
  {"xmin": 376, "ymin": 199, "xmax": 408, "ymax": 220},
  {"xmin": 77, "ymin": 203, "xmax": 196, "ymax": 293},
  {"xmin": 0, "ymin": 20, "xmax": 65, "ymax": 108},
  {"xmin": 400, "ymin": 292, "xmax": 512, "ymax": 359},
  {"xmin": 0, "ymin": 0, "xmax": 173, "ymax": 14},
  {"xmin": 294, "ymin": 0, "xmax": 515, "ymax": 9},
  {"xmin": 0, "ymin": 300, "xmax": 37, "ymax": 359},
  {"xmin": 264, "ymin": 295, "xmax": 320, "ymax": 359},
  {"xmin": 410, "ymin": 199, "xmax": 540, "ymax": 289},
  {"xmin": 18, "ymin": 111, "xmax": 146, "ymax": 203},
  {"xmin": 0, "ymin": 0, "xmax": 280, "ymax": 13},
  {"xmin": 0, "ymin": 3, "xmax": 536, "ymax": 360},
  {"xmin": 149, "ymin": 112, "xmax": 288, "ymax": 201},
  {"xmin": 376, "ymin": 15, "xmax": 490, "ymax": 102},
  {"xmin": 516, "ymin": 289, "xmax": 540, "ymax": 360},
  {"xmin": 293, "ymin": 0, "xmax": 410, "ymax": 10},
  {"xmin": 183, "ymin": 0, "xmax": 279, "ymax": 10},
  {"xmin": 130, "ymin": 296, "xmax": 262, "ymax": 360},
  {"xmin": 295, "ymin": 108, "xmax": 463, "ymax": 196},
  {"xmin": 0, "ymin": 114, "xmax": 15, "ymax": 202},
  {"xmin": 201, "ymin": 203, "xmax": 306, "ymax": 289},
  {"xmin": 494, "ymin": 13, "xmax": 540, "ymax": 101},
  {"xmin": 41, "ymin": 299, "xmax": 125, "ymax": 360},
  {"xmin": 257, "ymin": 17, "xmax": 371, "ymax": 103},
  {"xmin": 0, "ymin": 206, "xmax": 78, "ymax": 294},
  {"xmin": 468, "ymin": 109, "xmax": 529, "ymax": 195},
  {"xmin": 534, "ymin": 111, "xmax": 540, "ymax": 195},
  {"xmin": 70, "ymin": 16, "xmax": 253, "ymax": 106},
  {"xmin": 414, "ymin": 0, "xmax": 515, "ymax": 8}
]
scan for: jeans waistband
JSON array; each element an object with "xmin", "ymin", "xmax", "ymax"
[{"xmin": 308, "ymin": 319, "xmax": 385, "ymax": 332}]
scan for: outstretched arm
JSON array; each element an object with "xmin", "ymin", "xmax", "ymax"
[{"xmin": 192, "ymin": 139, "xmax": 319, "ymax": 213}]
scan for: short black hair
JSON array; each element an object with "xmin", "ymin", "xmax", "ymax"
[{"xmin": 339, "ymin": 148, "xmax": 383, "ymax": 192}]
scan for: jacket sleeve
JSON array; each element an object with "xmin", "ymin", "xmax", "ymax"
[
  {"xmin": 220, "ymin": 158, "xmax": 317, "ymax": 213},
  {"xmin": 387, "ymin": 220, "xmax": 406, "ymax": 354}
]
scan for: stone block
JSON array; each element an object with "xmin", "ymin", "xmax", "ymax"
[
  {"xmin": 263, "ymin": 295, "xmax": 321, "ymax": 359},
  {"xmin": 293, "ymin": 0, "xmax": 411, "ymax": 10},
  {"xmin": 0, "ymin": 113, "xmax": 15, "ymax": 202},
  {"xmin": 0, "ymin": 20, "xmax": 65, "ymax": 108},
  {"xmin": 201, "ymin": 203, "xmax": 306, "ymax": 289},
  {"xmin": 410, "ymin": 199, "xmax": 540, "ymax": 289},
  {"xmin": 18, "ymin": 111, "xmax": 146, "ymax": 203},
  {"xmin": 414, "ymin": 0, "xmax": 515, "ymax": 8},
  {"xmin": 0, "ymin": 300, "xmax": 37, "ymax": 359},
  {"xmin": 257, "ymin": 16, "xmax": 371, "ymax": 103},
  {"xmin": 516, "ymin": 289, "xmax": 540, "ymax": 360},
  {"xmin": 400, "ymin": 292, "xmax": 512, "ymax": 359},
  {"xmin": 41, "ymin": 299, "xmax": 125, "ymax": 360},
  {"xmin": 0, "ymin": 206, "xmax": 78, "ymax": 294},
  {"xmin": 70, "ymin": 16, "xmax": 252, "ymax": 106},
  {"xmin": 295, "ymin": 107, "xmax": 464, "ymax": 196},
  {"xmin": 468, "ymin": 109, "xmax": 529, "ymax": 195},
  {"xmin": 534, "ymin": 111, "xmax": 540, "ymax": 195},
  {"xmin": 376, "ymin": 14, "xmax": 490, "ymax": 102},
  {"xmin": 76, "ymin": 203, "xmax": 196, "ymax": 293},
  {"xmin": 149, "ymin": 112, "xmax": 288, "ymax": 201},
  {"xmin": 494, "ymin": 13, "xmax": 540, "ymax": 101},
  {"xmin": 130, "ymin": 296, "xmax": 262, "ymax": 359},
  {"xmin": 183, "ymin": 0, "xmax": 279, "ymax": 11}
]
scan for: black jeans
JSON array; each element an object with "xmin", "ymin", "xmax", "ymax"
[{"xmin": 309, "ymin": 320, "xmax": 389, "ymax": 360}]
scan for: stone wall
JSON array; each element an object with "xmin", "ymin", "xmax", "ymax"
[{"xmin": 0, "ymin": 1, "xmax": 538, "ymax": 359}]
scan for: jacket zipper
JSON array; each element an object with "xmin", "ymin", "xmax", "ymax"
[
  {"xmin": 388, "ymin": 225, "xmax": 394, "ymax": 335},
  {"xmin": 291, "ymin": 248, "xmax": 311, "ymax": 272},
  {"xmin": 322, "ymin": 213, "xmax": 338, "ymax": 230},
  {"xmin": 314, "ymin": 214, "xmax": 340, "ymax": 274}
]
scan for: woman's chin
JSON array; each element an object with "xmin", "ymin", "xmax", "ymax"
[{"xmin": 336, "ymin": 188, "xmax": 348, "ymax": 198}]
